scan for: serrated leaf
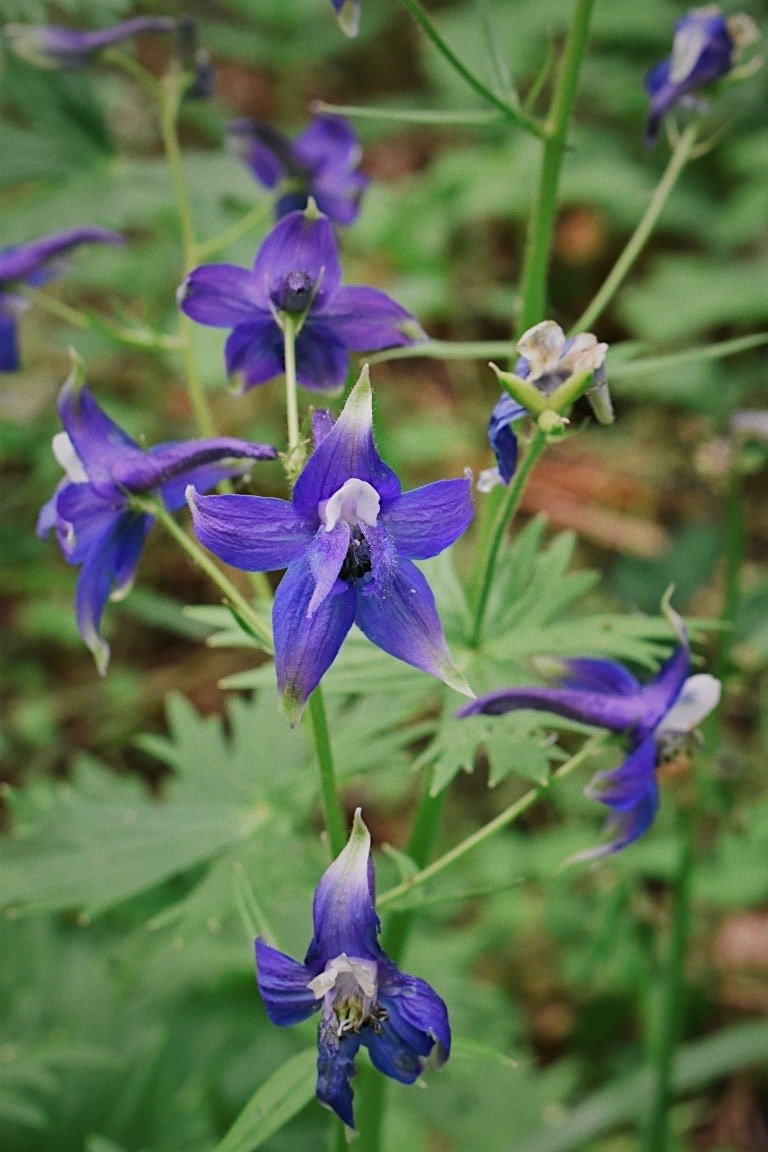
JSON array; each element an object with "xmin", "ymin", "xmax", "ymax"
[{"xmin": 214, "ymin": 1048, "xmax": 318, "ymax": 1152}]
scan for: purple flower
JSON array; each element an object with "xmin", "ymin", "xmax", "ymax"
[
  {"xmin": 478, "ymin": 321, "xmax": 610, "ymax": 493},
  {"xmin": 228, "ymin": 115, "xmax": 367, "ymax": 225},
  {"xmin": 178, "ymin": 203, "xmax": 424, "ymax": 393},
  {"xmin": 256, "ymin": 809, "xmax": 450, "ymax": 1127},
  {"xmin": 5, "ymin": 15, "xmax": 177, "ymax": 69},
  {"xmin": 645, "ymin": 7, "xmax": 760, "ymax": 145},
  {"xmin": 37, "ymin": 367, "xmax": 277, "ymax": 674},
  {"xmin": 0, "ymin": 228, "xmax": 123, "ymax": 372},
  {"xmin": 457, "ymin": 604, "xmax": 720, "ymax": 859},
  {"xmin": 329, "ymin": 0, "xmax": 361, "ymax": 37},
  {"xmin": 188, "ymin": 368, "xmax": 473, "ymax": 722}
]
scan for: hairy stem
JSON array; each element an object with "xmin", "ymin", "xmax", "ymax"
[
  {"xmin": 572, "ymin": 123, "xmax": 699, "ymax": 335},
  {"xmin": 307, "ymin": 687, "xmax": 347, "ymax": 859}
]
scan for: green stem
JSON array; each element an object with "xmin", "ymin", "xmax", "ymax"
[
  {"xmin": 283, "ymin": 316, "xmax": 301, "ymax": 459},
  {"xmin": 142, "ymin": 499, "xmax": 273, "ymax": 652},
  {"xmin": 642, "ymin": 819, "xmax": 695, "ymax": 1152},
  {"xmin": 468, "ymin": 427, "xmax": 548, "ymax": 648},
  {"xmin": 197, "ymin": 201, "xmax": 271, "ymax": 260},
  {"xmin": 306, "ymin": 687, "xmax": 347, "ymax": 859},
  {"xmin": 159, "ymin": 74, "xmax": 198, "ymax": 270},
  {"xmin": 22, "ymin": 287, "xmax": 181, "ymax": 351},
  {"xmin": 312, "ymin": 100, "xmax": 505, "ymax": 126},
  {"xmin": 517, "ymin": 0, "xmax": 595, "ymax": 335},
  {"xmin": 572, "ymin": 123, "xmax": 699, "ymax": 335},
  {"xmin": 377, "ymin": 733, "xmax": 606, "ymax": 910},
  {"xmin": 395, "ymin": 0, "xmax": 546, "ymax": 139}
]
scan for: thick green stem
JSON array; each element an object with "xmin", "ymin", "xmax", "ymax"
[
  {"xmin": 517, "ymin": 0, "xmax": 595, "ymax": 335},
  {"xmin": 377, "ymin": 733, "xmax": 606, "ymax": 910},
  {"xmin": 468, "ymin": 428, "xmax": 548, "ymax": 648},
  {"xmin": 572, "ymin": 124, "xmax": 699, "ymax": 335},
  {"xmin": 395, "ymin": 0, "xmax": 546, "ymax": 139},
  {"xmin": 142, "ymin": 499, "xmax": 273, "ymax": 652},
  {"xmin": 642, "ymin": 819, "xmax": 694, "ymax": 1152},
  {"xmin": 306, "ymin": 687, "xmax": 347, "ymax": 859}
]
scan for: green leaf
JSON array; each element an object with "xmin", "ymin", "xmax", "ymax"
[{"xmin": 214, "ymin": 1048, "xmax": 318, "ymax": 1152}]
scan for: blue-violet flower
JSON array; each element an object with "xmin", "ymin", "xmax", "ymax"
[
  {"xmin": 5, "ymin": 15, "xmax": 177, "ymax": 69},
  {"xmin": 478, "ymin": 321, "xmax": 610, "ymax": 493},
  {"xmin": 256, "ymin": 809, "xmax": 450, "ymax": 1127},
  {"xmin": 645, "ymin": 6, "xmax": 760, "ymax": 145},
  {"xmin": 228, "ymin": 115, "xmax": 367, "ymax": 225},
  {"xmin": 457, "ymin": 602, "xmax": 720, "ymax": 859},
  {"xmin": 37, "ymin": 366, "xmax": 277, "ymax": 673},
  {"xmin": 188, "ymin": 367, "xmax": 474, "ymax": 722},
  {"xmin": 178, "ymin": 202, "xmax": 424, "ymax": 393},
  {"xmin": 0, "ymin": 228, "xmax": 123, "ymax": 372}
]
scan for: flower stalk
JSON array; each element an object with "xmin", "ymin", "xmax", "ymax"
[{"xmin": 307, "ymin": 686, "xmax": 347, "ymax": 858}]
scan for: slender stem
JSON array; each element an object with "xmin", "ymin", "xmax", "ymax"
[
  {"xmin": 572, "ymin": 124, "xmax": 699, "ymax": 335},
  {"xmin": 306, "ymin": 687, "xmax": 347, "ymax": 859},
  {"xmin": 395, "ymin": 0, "xmax": 547, "ymax": 140},
  {"xmin": 468, "ymin": 427, "xmax": 547, "ymax": 648},
  {"xmin": 382, "ymin": 780, "xmax": 447, "ymax": 964},
  {"xmin": 102, "ymin": 47, "xmax": 162, "ymax": 101},
  {"xmin": 377, "ymin": 733, "xmax": 606, "ymax": 910},
  {"xmin": 197, "ymin": 201, "xmax": 271, "ymax": 260},
  {"xmin": 159, "ymin": 74, "xmax": 198, "ymax": 270},
  {"xmin": 22, "ymin": 287, "xmax": 181, "ymax": 351},
  {"xmin": 370, "ymin": 339, "xmax": 515, "ymax": 363},
  {"xmin": 517, "ymin": 0, "xmax": 595, "ymax": 334},
  {"xmin": 312, "ymin": 100, "xmax": 506, "ymax": 126},
  {"xmin": 610, "ymin": 332, "xmax": 768, "ymax": 380},
  {"xmin": 283, "ymin": 316, "xmax": 300, "ymax": 458},
  {"xmin": 642, "ymin": 818, "xmax": 695, "ymax": 1152},
  {"xmin": 141, "ymin": 499, "xmax": 273, "ymax": 652}
]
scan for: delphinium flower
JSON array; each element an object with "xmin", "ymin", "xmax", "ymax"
[
  {"xmin": 4, "ymin": 15, "xmax": 177, "ymax": 70},
  {"xmin": 645, "ymin": 6, "xmax": 760, "ymax": 146},
  {"xmin": 37, "ymin": 368, "xmax": 277, "ymax": 673},
  {"xmin": 188, "ymin": 367, "xmax": 473, "ymax": 722},
  {"xmin": 457, "ymin": 602, "xmax": 720, "ymax": 859},
  {"xmin": 478, "ymin": 320, "xmax": 611, "ymax": 492},
  {"xmin": 228, "ymin": 115, "xmax": 367, "ymax": 225},
  {"xmin": 178, "ymin": 201, "xmax": 424, "ymax": 393},
  {"xmin": 256, "ymin": 809, "xmax": 450, "ymax": 1127},
  {"xmin": 0, "ymin": 228, "xmax": 123, "ymax": 372},
  {"xmin": 329, "ymin": 0, "xmax": 361, "ymax": 38}
]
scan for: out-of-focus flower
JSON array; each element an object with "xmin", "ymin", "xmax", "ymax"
[
  {"xmin": 5, "ymin": 15, "xmax": 176, "ymax": 69},
  {"xmin": 37, "ymin": 366, "xmax": 277, "ymax": 673},
  {"xmin": 329, "ymin": 0, "xmax": 361, "ymax": 38},
  {"xmin": 228, "ymin": 115, "xmax": 367, "ymax": 225},
  {"xmin": 174, "ymin": 15, "xmax": 215, "ymax": 100},
  {"xmin": 730, "ymin": 410, "xmax": 768, "ymax": 442},
  {"xmin": 178, "ymin": 202, "xmax": 424, "ymax": 393},
  {"xmin": 189, "ymin": 367, "xmax": 473, "ymax": 722},
  {"xmin": 478, "ymin": 320, "xmax": 610, "ymax": 492},
  {"xmin": 458, "ymin": 602, "xmax": 720, "ymax": 859},
  {"xmin": 645, "ymin": 6, "xmax": 760, "ymax": 145},
  {"xmin": 0, "ymin": 228, "xmax": 123, "ymax": 372},
  {"xmin": 256, "ymin": 809, "xmax": 450, "ymax": 1127}
]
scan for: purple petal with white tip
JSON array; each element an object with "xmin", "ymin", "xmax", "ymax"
[
  {"xmin": 58, "ymin": 381, "xmax": 139, "ymax": 486},
  {"xmin": 573, "ymin": 735, "xmax": 660, "ymax": 861},
  {"xmin": 307, "ymin": 521, "xmax": 351, "ymax": 616},
  {"xmin": 308, "ymin": 810, "xmax": 380, "ymax": 965}
]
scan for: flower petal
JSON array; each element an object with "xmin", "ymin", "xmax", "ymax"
[
  {"xmin": 488, "ymin": 392, "xmax": 524, "ymax": 485},
  {"xmin": 307, "ymin": 810, "xmax": 380, "ymax": 966},
  {"xmin": 178, "ymin": 263, "xmax": 269, "ymax": 326},
  {"xmin": 557, "ymin": 658, "xmax": 641, "ymax": 696},
  {"xmin": 253, "ymin": 209, "xmax": 341, "ymax": 310},
  {"xmin": 227, "ymin": 119, "xmax": 290, "ymax": 188},
  {"xmin": 368, "ymin": 968, "xmax": 450, "ymax": 1083},
  {"xmin": 457, "ymin": 681, "xmax": 645, "ymax": 730},
  {"xmin": 255, "ymin": 938, "xmax": 318, "ymax": 1026},
  {"xmin": 330, "ymin": 0, "xmax": 361, "ymax": 38},
  {"xmin": 319, "ymin": 286, "xmax": 425, "ymax": 350},
  {"xmin": 273, "ymin": 557, "xmax": 356, "ymax": 723},
  {"xmin": 294, "ymin": 323, "xmax": 349, "ymax": 393},
  {"xmin": 225, "ymin": 318, "xmax": 284, "ymax": 388},
  {"xmin": 655, "ymin": 673, "xmax": 721, "ymax": 739},
  {"xmin": 307, "ymin": 521, "xmax": 351, "ymax": 616},
  {"xmin": 311, "ymin": 408, "xmax": 336, "ymax": 448},
  {"xmin": 73, "ymin": 511, "xmax": 147, "ymax": 674},
  {"xmin": 295, "ymin": 115, "xmax": 362, "ymax": 172},
  {"xmin": 0, "ymin": 229, "xmax": 122, "ymax": 287},
  {"xmin": 572, "ymin": 735, "xmax": 660, "ymax": 861},
  {"xmin": 316, "ymin": 1021, "xmax": 362, "ymax": 1128},
  {"xmin": 54, "ymin": 483, "xmax": 124, "ymax": 563},
  {"xmin": 188, "ymin": 489, "xmax": 313, "ymax": 571},
  {"xmin": 6, "ymin": 17, "xmax": 174, "ymax": 69},
  {"xmin": 114, "ymin": 436, "xmax": 277, "ymax": 493},
  {"xmin": 380, "ymin": 477, "xmax": 473, "ymax": 560},
  {"xmin": 516, "ymin": 321, "xmax": 566, "ymax": 381},
  {"xmin": 58, "ymin": 380, "xmax": 139, "ymax": 486},
  {"xmin": 354, "ymin": 556, "xmax": 472, "ymax": 697},
  {"xmin": 0, "ymin": 307, "xmax": 20, "ymax": 372},
  {"xmin": 292, "ymin": 367, "xmax": 401, "ymax": 515}
]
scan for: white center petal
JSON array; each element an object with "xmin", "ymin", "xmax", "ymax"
[
  {"xmin": 669, "ymin": 17, "xmax": 713, "ymax": 85},
  {"xmin": 559, "ymin": 332, "xmax": 608, "ymax": 377},
  {"xmin": 516, "ymin": 320, "xmax": 566, "ymax": 381},
  {"xmin": 656, "ymin": 674, "xmax": 722, "ymax": 738},
  {"xmin": 318, "ymin": 478, "xmax": 380, "ymax": 533},
  {"xmin": 52, "ymin": 432, "xmax": 88, "ymax": 483},
  {"xmin": 307, "ymin": 953, "xmax": 378, "ymax": 1003}
]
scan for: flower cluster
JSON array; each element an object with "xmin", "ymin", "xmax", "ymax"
[
  {"xmin": 38, "ymin": 368, "xmax": 276, "ymax": 673},
  {"xmin": 228, "ymin": 115, "xmax": 367, "ymax": 225},
  {"xmin": 0, "ymin": 228, "xmax": 123, "ymax": 372},
  {"xmin": 189, "ymin": 367, "xmax": 474, "ymax": 722},
  {"xmin": 256, "ymin": 810, "xmax": 450, "ymax": 1127},
  {"xmin": 458, "ymin": 601, "xmax": 720, "ymax": 858}
]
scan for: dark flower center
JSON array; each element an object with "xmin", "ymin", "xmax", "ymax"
[
  {"xmin": 278, "ymin": 269, "xmax": 314, "ymax": 313},
  {"xmin": 338, "ymin": 529, "xmax": 372, "ymax": 583}
]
